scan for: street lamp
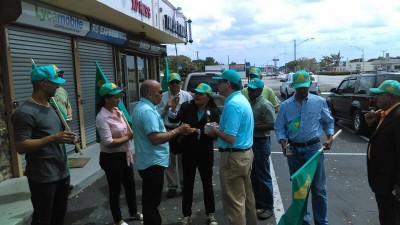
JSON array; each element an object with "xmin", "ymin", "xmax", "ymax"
[
  {"xmin": 350, "ymin": 45, "xmax": 364, "ymax": 72},
  {"xmin": 273, "ymin": 53, "xmax": 286, "ymax": 72},
  {"xmin": 294, "ymin": 38, "xmax": 315, "ymax": 62}
]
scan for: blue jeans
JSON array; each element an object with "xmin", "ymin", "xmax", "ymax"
[
  {"xmin": 250, "ymin": 136, "xmax": 273, "ymax": 210},
  {"xmin": 287, "ymin": 142, "xmax": 328, "ymax": 225}
]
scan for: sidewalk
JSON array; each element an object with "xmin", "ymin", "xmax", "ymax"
[{"xmin": 0, "ymin": 143, "xmax": 103, "ymax": 225}]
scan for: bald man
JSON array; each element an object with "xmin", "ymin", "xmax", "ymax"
[{"xmin": 132, "ymin": 80, "xmax": 192, "ymax": 225}]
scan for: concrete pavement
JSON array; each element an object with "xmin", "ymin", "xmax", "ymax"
[{"xmin": 0, "ymin": 143, "xmax": 103, "ymax": 225}]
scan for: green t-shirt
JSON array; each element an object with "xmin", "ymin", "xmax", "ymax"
[{"xmin": 242, "ymin": 86, "xmax": 280, "ymax": 108}]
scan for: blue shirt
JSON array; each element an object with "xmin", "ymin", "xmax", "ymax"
[
  {"xmin": 133, "ymin": 97, "xmax": 169, "ymax": 170},
  {"xmin": 217, "ymin": 91, "xmax": 254, "ymax": 149},
  {"xmin": 274, "ymin": 93, "xmax": 334, "ymax": 142}
]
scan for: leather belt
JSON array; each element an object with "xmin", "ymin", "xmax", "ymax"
[
  {"xmin": 288, "ymin": 138, "xmax": 320, "ymax": 147},
  {"xmin": 219, "ymin": 148, "xmax": 251, "ymax": 152}
]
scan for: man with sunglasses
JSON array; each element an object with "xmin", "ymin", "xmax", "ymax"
[
  {"xmin": 158, "ymin": 73, "xmax": 193, "ymax": 198},
  {"xmin": 54, "ymin": 69, "xmax": 73, "ymax": 121},
  {"xmin": 364, "ymin": 80, "xmax": 400, "ymax": 225},
  {"xmin": 12, "ymin": 65, "xmax": 77, "ymax": 225},
  {"xmin": 247, "ymin": 78, "xmax": 276, "ymax": 220},
  {"xmin": 208, "ymin": 69, "xmax": 257, "ymax": 225}
]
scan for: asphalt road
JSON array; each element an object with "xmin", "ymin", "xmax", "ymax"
[{"xmin": 65, "ymin": 75, "xmax": 379, "ymax": 225}]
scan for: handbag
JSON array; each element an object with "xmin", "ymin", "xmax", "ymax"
[{"xmin": 169, "ymin": 134, "xmax": 186, "ymax": 154}]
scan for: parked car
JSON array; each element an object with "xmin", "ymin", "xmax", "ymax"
[
  {"xmin": 326, "ymin": 72, "xmax": 400, "ymax": 135},
  {"xmin": 182, "ymin": 72, "xmax": 226, "ymax": 112},
  {"xmin": 280, "ymin": 72, "xmax": 318, "ymax": 99}
]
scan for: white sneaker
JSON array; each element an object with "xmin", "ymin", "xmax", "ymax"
[
  {"xmin": 208, "ymin": 213, "xmax": 218, "ymax": 225},
  {"xmin": 182, "ymin": 216, "xmax": 192, "ymax": 225}
]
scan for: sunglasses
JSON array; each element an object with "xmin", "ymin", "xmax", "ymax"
[
  {"xmin": 248, "ymin": 88, "xmax": 262, "ymax": 92},
  {"xmin": 169, "ymin": 80, "xmax": 180, "ymax": 85}
]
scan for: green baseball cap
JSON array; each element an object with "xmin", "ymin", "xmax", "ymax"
[
  {"xmin": 212, "ymin": 69, "xmax": 242, "ymax": 86},
  {"xmin": 293, "ymin": 70, "xmax": 311, "ymax": 89},
  {"xmin": 192, "ymin": 83, "xmax": 213, "ymax": 96},
  {"xmin": 370, "ymin": 80, "xmax": 400, "ymax": 96},
  {"xmin": 168, "ymin": 73, "xmax": 181, "ymax": 82},
  {"xmin": 247, "ymin": 78, "xmax": 264, "ymax": 89},
  {"xmin": 31, "ymin": 65, "xmax": 66, "ymax": 84},
  {"xmin": 99, "ymin": 82, "xmax": 123, "ymax": 97},
  {"xmin": 249, "ymin": 67, "xmax": 261, "ymax": 77}
]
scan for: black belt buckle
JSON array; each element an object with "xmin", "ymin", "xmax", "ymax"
[{"xmin": 288, "ymin": 138, "xmax": 320, "ymax": 147}]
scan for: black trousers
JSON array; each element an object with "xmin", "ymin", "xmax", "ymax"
[
  {"xmin": 28, "ymin": 176, "xmax": 70, "ymax": 225},
  {"xmin": 182, "ymin": 150, "xmax": 216, "ymax": 216},
  {"xmin": 375, "ymin": 192, "xmax": 400, "ymax": 225},
  {"xmin": 99, "ymin": 152, "xmax": 139, "ymax": 223},
  {"xmin": 139, "ymin": 165, "xmax": 165, "ymax": 225}
]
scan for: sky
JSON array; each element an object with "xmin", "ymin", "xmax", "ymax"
[{"xmin": 166, "ymin": 0, "xmax": 400, "ymax": 68}]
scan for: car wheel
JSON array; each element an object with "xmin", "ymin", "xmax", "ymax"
[
  {"xmin": 285, "ymin": 89, "xmax": 289, "ymax": 99},
  {"xmin": 280, "ymin": 87, "xmax": 284, "ymax": 97},
  {"xmin": 352, "ymin": 110, "xmax": 367, "ymax": 135}
]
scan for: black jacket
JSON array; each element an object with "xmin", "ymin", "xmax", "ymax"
[
  {"xmin": 367, "ymin": 104, "xmax": 400, "ymax": 195},
  {"xmin": 169, "ymin": 99, "xmax": 220, "ymax": 153}
]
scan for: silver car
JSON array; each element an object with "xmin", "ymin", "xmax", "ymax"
[{"xmin": 280, "ymin": 73, "xmax": 319, "ymax": 99}]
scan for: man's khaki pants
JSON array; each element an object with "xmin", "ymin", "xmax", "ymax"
[{"xmin": 219, "ymin": 150, "xmax": 257, "ymax": 225}]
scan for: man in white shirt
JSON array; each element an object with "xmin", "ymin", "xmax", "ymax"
[{"xmin": 158, "ymin": 73, "xmax": 193, "ymax": 198}]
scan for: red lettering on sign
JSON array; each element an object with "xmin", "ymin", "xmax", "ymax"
[{"xmin": 131, "ymin": 0, "xmax": 151, "ymax": 18}]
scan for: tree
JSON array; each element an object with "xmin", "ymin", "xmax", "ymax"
[{"xmin": 204, "ymin": 57, "xmax": 219, "ymax": 65}]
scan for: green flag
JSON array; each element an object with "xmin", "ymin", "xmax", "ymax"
[
  {"xmin": 162, "ymin": 56, "xmax": 170, "ymax": 92},
  {"xmin": 278, "ymin": 150, "xmax": 322, "ymax": 225},
  {"xmin": 95, "ymin": 61, "xmax": 132, "ymax": 142}
]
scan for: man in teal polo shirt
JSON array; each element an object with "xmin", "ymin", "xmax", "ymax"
[
  {"xmin": 207, "ymin": 69, "xmax": 257, "ymax": 225},
  {"xmin": 132, "ymin": 80, "xmax": 191, "ymax": 225}
]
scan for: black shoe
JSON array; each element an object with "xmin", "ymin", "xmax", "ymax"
[
  {"xmin": 257, "ymin": 209, "xmax": 274, "ymax": 220},
  {"xmin": 167, "ymin": 189, "xmax": 176, "ymax": 198}
]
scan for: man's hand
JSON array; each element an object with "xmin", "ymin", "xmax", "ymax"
[
  {"xmin": 364, "ymin": 109, "xmax": 382, "ymax": 125},
  {"xmin": 54, "ymin": 131, "xmax": 77, "ymax": 144},
  {"xmin": 176, "ymin": 123, "xmax": 192, "ymax": 135},
  {"xmin": 170, "ymin": 95, "xmax": 180, "ymax": 112},
  {"xmin": 323, "ymin": 135, "xmax": 334, "ymax": 150}
]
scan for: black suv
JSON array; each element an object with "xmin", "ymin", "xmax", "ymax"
[{"xmin": 326, "ymin": 73, "xmax": 400, "ymax": 135}]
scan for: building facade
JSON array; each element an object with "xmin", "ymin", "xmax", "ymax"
[{"xmin": 0, "ymin": 0, "xmax": 191, "ymax": 180}]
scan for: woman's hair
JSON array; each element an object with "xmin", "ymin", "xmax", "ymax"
[{"xmin": 95, "ymin": 95, "xmax": 113, "ymax": 113}]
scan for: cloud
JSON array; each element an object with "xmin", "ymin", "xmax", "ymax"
[{"xmin": 168, "ymin": 0, "xmax": 400, "ymax": 66}]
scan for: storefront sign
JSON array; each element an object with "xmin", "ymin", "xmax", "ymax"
[
  {"xmin": 126, "ymin": 39, "xmax": 164, "ymax": 54},
  {"xmin": 86, "ymin": 22, "xmax": 127, "ymax": 45},
  {"xmin": 229, "ymin": 64, "xmax": 245, "ymax": 72},
  {"xmin": 131, "ymin": 0, "xmax": 151, "ymax": 18},
  {"xmin": 16, "ymin": 1, "xmax": 90, "ymax": 36},
  {"xmin": 164, "ymin": 15, "xmax": 187, "ymax": 38}
]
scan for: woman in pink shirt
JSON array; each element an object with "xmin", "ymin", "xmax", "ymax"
[{"xmin": 96, "ymin": 83, "xmax": 142, "ymax": 225}]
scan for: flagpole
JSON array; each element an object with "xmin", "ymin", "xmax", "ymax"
[{"xmin": 319, "ymin": 129, "xmax": 342, "ymax": 152}]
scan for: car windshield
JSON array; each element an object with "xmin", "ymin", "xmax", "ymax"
[{"xmin": 186, "ymin": 76, "xmax": 219, "ymax": 92}]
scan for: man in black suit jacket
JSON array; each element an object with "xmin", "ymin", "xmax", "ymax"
[{"xmin": 365, "ymin": 80, "xmax": 400, "ymax": 225}]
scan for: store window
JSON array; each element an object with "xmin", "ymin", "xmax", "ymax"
[{"xmin": 127, "ymin": 55, "xmax": 138, "ymax": 101}]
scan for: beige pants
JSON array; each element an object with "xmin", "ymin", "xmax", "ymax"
[
  {"xmin": 165, "ymin": 153, "xmax": 183, "ymax": 190},
  {"xmin": 219, "ymin": 150, "xmax": 257, "ymax": 225}
]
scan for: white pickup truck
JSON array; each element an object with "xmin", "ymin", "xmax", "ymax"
[{"xmin": 182, "ymin": 72, "xmax": 226, "ymax": 112}]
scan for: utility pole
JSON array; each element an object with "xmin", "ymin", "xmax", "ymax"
[{"xmin": 196, "ymin": 51, "xmax": 199, "ymax": 60}]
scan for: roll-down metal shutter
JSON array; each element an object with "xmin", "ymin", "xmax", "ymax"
[
  {"xmin": 7, "ymin": 26, "xmax": 79, "ymax": 159},
  {"xmin": 77, "ymin": 39, "xmax": 114, "ymax": 145}
]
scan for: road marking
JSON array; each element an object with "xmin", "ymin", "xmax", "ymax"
[{"xmin": 270, "ymin": 158, "xmax": 284, "ymax": 223}]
